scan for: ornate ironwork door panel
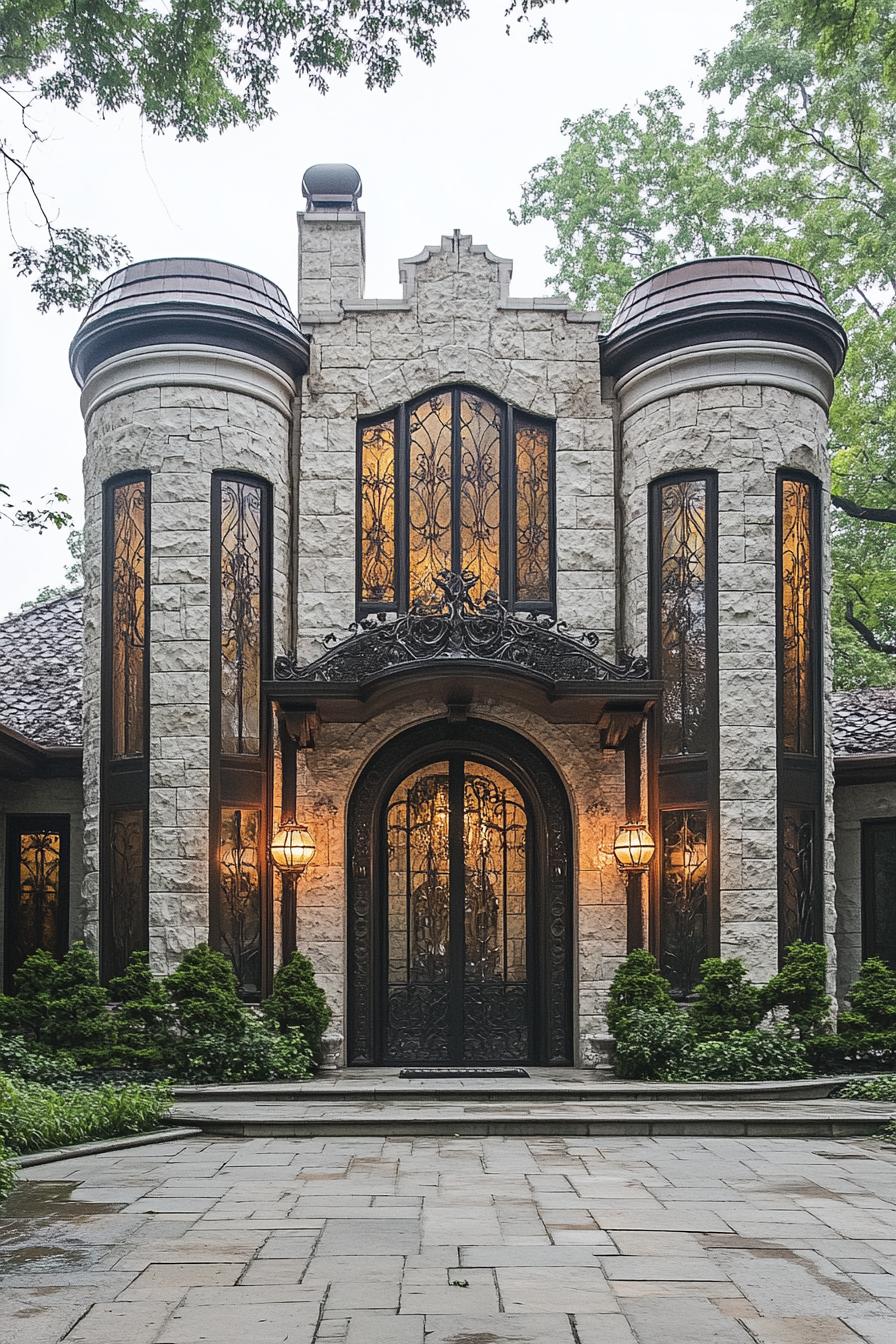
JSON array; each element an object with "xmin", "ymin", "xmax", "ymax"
[{"xmin": 383, "ymin": 755, "xmax": 530, "ymax": 1064}]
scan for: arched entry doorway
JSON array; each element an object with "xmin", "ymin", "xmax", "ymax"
[{"xmin": 347, "ymin": 719, "xmax": 573, "ymax": 1066}]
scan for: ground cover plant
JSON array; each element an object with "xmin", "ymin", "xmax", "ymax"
[
  {"xmin": 0, "ymin": 1074, "xmax": 172, "ymax": 1156},
  {"xmin": 838, "ymin": 1075, "xmax": 896, "ymax": 1102}
]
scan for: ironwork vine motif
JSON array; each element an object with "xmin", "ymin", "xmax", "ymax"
[
  {"xmin": 109, "ymin": 807, "xmax": 146, "ymax": 980},
  {"xmin": 515, "ymin": 421, "xmax": 551, "ymax": 603},
  {"xmin": 219, "ymin": 479, "xmax": 263, "ymax": 756},
  {"xmin": 347, "ymin": 720, "xmax": 572, "ymax": 1066},
  {"xmin": 780, "ymin": 807, "xmax": 818, "ymax": 948},
  {"xmin": 219, "ymin": 806, "xmax": 262, "ymax": 994},
  {"xmin": 659, "ymin": 808, "xmax": 709, "ymax": 996},
  {"xmin": 659, "ymin": 477, "xmax": 707, "ymax": 756},
  {"xmin": 276, "ymin": 569, "xmax": 648, "ymax": 685},
  {"xmin": 110, "ymin": 479, "xmax": 146, "ymax": 760},
  {"xmin": 360, "ymin": 420, "xmax": 397, "ymax": 604},
  {"xmin": 780, "ymin": 478, "xmax": 814, "ymax": 754},
  {"xmin": 12, "ymin": 829, "xmax": 62, "ymax": 971}
]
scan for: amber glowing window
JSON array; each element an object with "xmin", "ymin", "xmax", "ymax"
[
  {"xmin": 359, "ymin": 419, "xmax": 397, "ymax": 604},
  {"xmin": 779, "ymin": 477, "xmax": 815, "ymax": 754},
  {"xmin": 109, "ymin": 479, "xmax": 147, "ymax": 759},
  {"xmin": 515, "ymin": 419, "xmax": 551, "ymax": 603},
  {"xmin": 359, "ymin": 388, "xmax": 554, "ymax": 614},
  {"xmin": 218, "ymin": 478, "xmax": 263, "ymax": 756},
  {"xmin": 659, "ymin": 808, "xmax": 709, "ymax": 995},
  {"xmin": 4, "ymin": 818, "xmax": 69, "ymax": 985},
  {"xmin": 218, "ymin": 806, "xmax": 262, "ymax": 996},
  {"xmin": 657, "ymin": 477, "xmax": 709, "ymax": 756}
]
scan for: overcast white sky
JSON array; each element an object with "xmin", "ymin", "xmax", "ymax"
[{"xmin": 0, "ymin": 0, "xmax": 743, "ymax": 618}]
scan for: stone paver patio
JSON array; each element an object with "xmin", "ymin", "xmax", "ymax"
[{"xmin": 3, "ymin": 1133, "xmax": 896, "ymax": 1343}]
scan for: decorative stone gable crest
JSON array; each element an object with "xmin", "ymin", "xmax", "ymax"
[{"xmin": 274, "ymin": 570, "xmax": 649, "ymax": 685}]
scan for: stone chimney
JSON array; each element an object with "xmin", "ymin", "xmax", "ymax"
[{"xmin": 297, "ymin": 163, "xmax": 365, "ymax": 311}]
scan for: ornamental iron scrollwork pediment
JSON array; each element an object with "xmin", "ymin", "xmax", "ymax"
[{"xmin": 274, "ymin": 570, "xmax": 649, "ymax": 685}]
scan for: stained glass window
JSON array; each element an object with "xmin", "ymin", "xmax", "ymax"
[
  {"xmin": 659, "ymin": 808, "xmax": 709, "ymax": 995},
  {"xmin": 515, "ymin": 420, "xmax": 551, "ymax": 603},
  {"xmin": 359, "ymin": 389, "xmax": 553, "ymax": 613},
  {"xmin": 779, "ymin": 806, "xmax": 819, "ymax": 950},
  {"xmin": 409, "ymin": 393, "xmax": 454, "ymax": 604},
  {"xmin": 108, "ymin": 806, "xmax": 146, "ymax": 980},
  {"xmin": 218, "ymin": 806, "xmax": 262, "ymax": 995},
  {"xmin": 110, "ymin": 479, "xmax": 146, "ymax": 759},
  {"xmin": 359, "ymin": 419, "xmax": 396, "ymax": 604},
  {"xmin": 219, "ymin": 478, "xmax": 263, "ymax": 756},
  {"xmin": 658, "ymin": 478, "xmax": 708, "ymax": 756},
  {"xmin": 780, "ymin": 477, "xmax": 814, "ymax": 754},
  {"xmin": 5, "ymin": 823, "xmax": 68, "ymax": 982}
]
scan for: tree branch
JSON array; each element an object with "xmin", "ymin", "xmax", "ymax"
[
  {"xmin": 845, "ymin": 600, "xmax": 896, "ymax": 657},
  {"xmin": 832, "ymin": 493, "xmax": 896, "ymax": 524}
]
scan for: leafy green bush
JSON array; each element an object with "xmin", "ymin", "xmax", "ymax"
[
  {"xmin": 262, "ymin": 951, "xmax": 331, "ymax": 1058},
  {"xmin": 667, "ymin": 1029, "xmax": 810, "ymax": 1082},
  {"xmin": 8, "ymin": 944, "xmax": 111, "ymax": 1061},
  {"xmin": 808, "ymin": 1030, "xmax": 896, "ymax": 1074},
  {"xmin": 760, "ymin": 941, "xmax": 831, "ymax": 1038},
  {"xmin": 0, "ymin": 1142, "xmax": 15, "ymax": 1202},
  {"xmin": 607, "ymin": 950, "xmax": 676, "ymax": 1038},
  {"xmin": 688, "ymin": 958, "xmax": 763, "ymax": 1039},
  {"xmin": 109, "ymin": 950, "xmax": 173, "ymax": 1070},
  {"xmin": 175, "ymin": 1017, "xmax": 312, "ymax": 1083},
  {"xmin": 165, "ymin": 944, "xmax": 245, "ymax": 1041},
  {"xmin": 0, "ymin": 1074, "xmax": 171, "ymax": 1155},
  {"xmin": 839, "ymin": 1074, "xmax": 896, "ymax": 1101},
  {"xmin": 0, "ymin": 1035, "xmax": 79, "ymax": 1087},
  {"xmin": 613, "ymin": 1007, "xmax": 693, "ymax": 1080},
  {"xmin": 846, "ymin": 957, "xmax": 896, "ymax": 1032}
]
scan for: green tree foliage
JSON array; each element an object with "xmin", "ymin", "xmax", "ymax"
[
  {"xmin": 262, "ymin": 950, "xmax": 332, "ymax": 1059},
  {"xmin": 514, "ymin": 0, "xmax": 896, "ymax": 687},
  {"xmin": 1, "ymin": 0, "xmax": 557, "ymax": 311},
  {"xmin": 845, "ymin": 955, "xmax": 896, "ymax": 1031},
  {"xmin": 606, "ymin": 949, "xmax": 676, "ymax": 1037},
  {"xmin": 164, "ymin": 943, "xmax": 245, "ymax": 1040},
  {"xmin": 8, "ymin": 943, "xmax": 110, "ymax": 1057},
  {"xmin": 688, "ymin": 958, "xmax": 763, "ymax": 1039},
  {"xmin": 760, "ymin": 939, "xmax": 831, "ymax": 1038},
  {"xmin": 108, "ymin": 950, "xmax": 173, "ymax": 1070}
]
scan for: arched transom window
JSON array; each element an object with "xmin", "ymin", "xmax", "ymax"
[{"xmin": 358, "ymin": 387, "xmax": 554, "ymax": 614}]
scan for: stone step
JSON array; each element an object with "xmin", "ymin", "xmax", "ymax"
[
  {"xmin": 170, "ymin": 1097, "xmax": 895, "ymax": 1139},
  {"xmin": 171, "ymin": 1075, "xmax": 856, "ymax": 1106}
]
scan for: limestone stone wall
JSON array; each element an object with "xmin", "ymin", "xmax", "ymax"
[
  {"xmin": 292, "ymin": 701, "xmax": 627, "ymax": 1064},
  {"xmin": 82, "ymin": 383, "xmax": 292, "ymax": 972},
  {"xmin": 833, "ymin": 780, "xmax": 896, "ymax": 999},
  {"xmin": 295, "ymin": 231, "xmax": 613, "ymax": 662},
  {"xmin": 619, "ymin": 380, "xmax": 834, "ymax": 984}
]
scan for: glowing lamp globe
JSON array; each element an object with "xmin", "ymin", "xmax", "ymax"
[
  {"xmin": 613, "ymin": 822, "xmax": 656, "ymax": 873},
  {"xmin": 270, "ymin": 822, "xmax": 316, "ymax": 876}
]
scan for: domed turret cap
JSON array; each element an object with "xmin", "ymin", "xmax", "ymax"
[
  {"xmin": 301, "ymin": 163, "xmax": 362, "ymax": 211},
  {"xmin": 602, "ymin": 255, "xmax": 847, "ymax": 377},
  {"xmin": 70, "ymin": 257, "xmax": 310, "ymax": 386}
]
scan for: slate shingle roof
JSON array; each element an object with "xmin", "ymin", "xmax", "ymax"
[
  {"xmin": 832, "ymin": 688, "xmax": 896, "ymax": 758},
  {"xmin": 0, "ymin": 590, "xmax": 895, "ymax": 760},
  {"xmin": 0, "ymin": 592, "xmax": 83, "ymax": 748}
]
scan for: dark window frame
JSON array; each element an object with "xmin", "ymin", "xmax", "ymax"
[
  {"xmin": 100, "ymin": 470, "xmax": 150, "ymax": 982},
  {"xmin": 861, "ymin": 817, "xmax": 896, "ymax": 966},
  {"xmin": 209, "ymin": 470, "xmax": 273, "ymax": 999},
  {"xmin": 356, "ymin": 384, "xmax": 556, "ymax": 618},
  {"xmin": 775, "ymin": 469, "xmax": 824, "ymax": 959},
  {"xmin": 4, "ymin": 813, "xmax": 71, "ymax": 989},
  {"xmin": 647, "ymin": 470, "xmax": 720, "ymax": 989}
]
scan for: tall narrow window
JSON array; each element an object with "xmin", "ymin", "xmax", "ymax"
[
  {"xmin": 862, "ymin": 819, "xmax": 896, "ymax": 969},
  {"xmin": 649, "ymin": 473, "xmax": 719, "ymax": 992},
  {"xmin": 358, "ymin": 386, "xmax": 554, "ymax": 615},
  {"xmin": 211, "ymin": 473, "xmax": 270, "ymax": 997},
  {"xmin": 776, "ymin": 472, "xmax": 822, "ymax": 956},
  {"xmin": 4, "ymin": 816, "xmax": 70, "ymax": 988},
  {"xmin": 101, "ymin": 473, "xmax": 150, "ymax": 981}
]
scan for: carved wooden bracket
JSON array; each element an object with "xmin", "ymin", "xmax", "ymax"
[
  {"xmin": 280, "ymin": 708, "xmax": 320, "ymax": 750},
  {"xmin": 597, "ymin": 709, "xmax": 645, "ymax": 750}
]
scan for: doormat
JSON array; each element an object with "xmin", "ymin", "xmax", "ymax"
[{"xmin": 398, "ymin": 1068, "xmax": 530, "ymax": 1079}]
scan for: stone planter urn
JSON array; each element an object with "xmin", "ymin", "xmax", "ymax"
[{"xmin": 318, "ymin": 1026, "xmax": 344, "ymax": 1074}]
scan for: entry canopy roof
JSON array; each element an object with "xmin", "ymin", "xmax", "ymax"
[{"xmin": 268, "ymin": 570, "xmax": 660, "ymax": 728}]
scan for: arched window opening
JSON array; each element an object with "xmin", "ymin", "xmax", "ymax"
[{"xmin": 358, "ymin": 387, "xmax": 554, "ymax": 615}]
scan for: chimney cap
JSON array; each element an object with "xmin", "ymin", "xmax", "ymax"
[{"xmin": 301, "ymin": 163, "xmax": 362, "ymax": 211}]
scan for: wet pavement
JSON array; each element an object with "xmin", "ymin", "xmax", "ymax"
[{"xmin": 3, "ymin": 1133, "xmax": 896, "ymax": 1342}]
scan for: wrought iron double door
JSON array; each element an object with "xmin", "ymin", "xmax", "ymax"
[{"xmin": 383, "ymin": 754, "xmax": 531, "ymax": 1064}]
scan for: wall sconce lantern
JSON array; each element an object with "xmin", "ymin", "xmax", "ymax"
[
  {"xmin": 270, "ymin": 821, "xmax": 316, "ymax": 877},
  {"xmin": 613, "ymin": 822, "xmax": 656, "ymax": 873}
]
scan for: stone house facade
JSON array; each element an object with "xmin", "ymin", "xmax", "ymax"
[{"xmin": 1, "ymin": 164, "xmax": 894, "ymax": 1066}]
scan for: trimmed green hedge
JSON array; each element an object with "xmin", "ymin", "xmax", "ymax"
[{"xmin": 0, "ymin": 1074, "xmax": 172, "ymax": 1156}]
